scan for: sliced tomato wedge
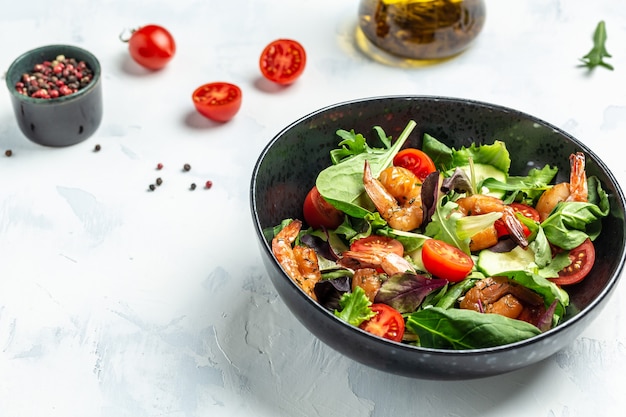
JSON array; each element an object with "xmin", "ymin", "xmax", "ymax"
[
  {"xmin": 359, "ymin": 303, "xmax": 405, "ymax": 342},
  {"xmin": 350, "ymin": 236, "xmax": 404, "ymax": 257},
  {"xmin": 259, "ymin": 39, "xmax": 306, "ymax": 85},
  {"xmin": 550, "ymin": 238, "xmax": 595, "ymax": 286},
  {"xmin": 421, "ymin": 239, "xmax": 474, "ymax": 282},
  {"xmin": 302, "ymin": 185, "xmax": 344, "ymax": 230},
  {"xmin": 393, "ymin": 148, "xmax": 436, "ymax": 182},
  {"xmin": 192, "ymin": 82, "xmax": 242, "ymax": 122}
]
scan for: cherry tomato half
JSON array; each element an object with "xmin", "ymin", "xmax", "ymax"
[
  {"xmin": 510, "ymin": 203, "xmax": 541, "ymax": 222},
  {"xmin": 359, "ymin": 303, "xmax": 405, "ymax": 342},
  {"xmin": 393, "ymin": 148, "xmax": 436, "ymax": 182},
  {"xmin": 127, "ymin": 24, "xmax": 176, "ymax": 70},
  {"xmin": 351, "ymin": 236, "xmax": 404, "ymax": 257},
  {"xmin": 550, "ymin": 238, "xmax": 595, "ymax": 286},
  {"xmin": 421, "ymin": 239, "xmax": 474, "ymax": 282},
  {"xmin": 302, "ymin": 186, "xmax": 344, "ymax": 230},
  {"xmin": 192, "ymin": 82, "xmax": 242, "ymax": 122},
  {"xmin": 259, "ymin": 39, "xmax": 306, "ymax": 85}
]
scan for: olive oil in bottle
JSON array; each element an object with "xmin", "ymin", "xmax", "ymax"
[{"xmin": 358, "ymin": 0, "xmax": 486, "ymax": 61}]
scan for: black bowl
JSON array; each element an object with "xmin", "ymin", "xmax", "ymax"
[
  {"xmin": 250, "ymin": 96, "xmax": 626, "ymax": 380},
  {"xmin": 5, "ymin": 44, "xmax": 103, "ymax": 147}
]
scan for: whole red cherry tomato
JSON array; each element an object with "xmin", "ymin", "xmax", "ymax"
[
  {"xmin": 259, "ymin": 39, "xmax": 306, "ymax": 85},
  {"xmin": 126, "ymin": 24, "xmax": 176, "ymax": 70},
  {"xmin": 192, "ymin": 82, "xmax": 242, "ymax": 122}
]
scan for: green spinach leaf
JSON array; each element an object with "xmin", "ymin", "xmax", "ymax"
[{"xmin": 406, "ymin": 307, "xmax": 541, "ymax": 349}]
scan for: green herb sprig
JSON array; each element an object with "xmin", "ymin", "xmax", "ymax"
[{"xmin": 579, "ymin": 20, "xmax": 613, "ymax": 71}]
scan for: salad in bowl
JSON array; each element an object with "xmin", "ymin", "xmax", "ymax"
[
  {"xmin": 250, "ymin": 96, "xmax": 625, "ymax": 379},
  {"xmin": 267, "ymin": 120, "xmax": 609, "ymax": 350}
]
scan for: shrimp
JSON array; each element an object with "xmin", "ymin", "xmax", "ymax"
[
  {"xmin": 339, "ymin": 250, "xmax": 416, "ymax": 275},
  {"xmin": 536, "ymin": 152, "xmax": 588, "ymax": 221},
  {"xmin": 456, "ymin": 194, "xmax": 529, "ymax": 250},
  {"xmin": 362, "ymin": 160, "xmax": 423, "ymax": 231},
  {"xmin": 459, "ymin": 276, "xmax": 544, "ymax": 322},
  {"xmin": 271, "ymin": 219, "xmax": 321, "ymax": 300},
  {"xmin": 352, "ymin": 268, "xmax": 385, "ymax": 302}
]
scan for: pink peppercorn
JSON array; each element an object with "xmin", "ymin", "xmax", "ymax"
[{"xmin": 15, "ymin": 54, "xmax": 94, "ymax": 99}]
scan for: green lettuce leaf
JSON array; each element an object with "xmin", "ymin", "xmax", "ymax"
[{"xmin": 334, "ymin": 286, "xmax": 375, "ymax": 326}]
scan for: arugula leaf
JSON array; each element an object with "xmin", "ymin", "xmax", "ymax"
[
  {"xmin": 579, "ymin": 20, "xmax": 613, "ymax": 71},
  {"xmin": 482, "ymin": 164, "xmax": 558, "ymax": 204},
  {"xmin": 317, "ymin": 121, "xmax": 417, "ymax": 218},
  {"xmin": 334, "ymin": 286, "xmax": 376, "ymax": 326}
]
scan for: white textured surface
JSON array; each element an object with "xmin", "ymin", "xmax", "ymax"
[{"xmin": 1, "ymin": 1, "xmax": 625, "ymax": 416}]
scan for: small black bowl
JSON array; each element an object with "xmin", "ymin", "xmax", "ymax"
[
  {"xmin": 5, "ymin": 44, "xmax": 103, "ymax": 147},
  {"xmin": 250, "ymin": 95, "xmax": 626, "ymax": 380}
]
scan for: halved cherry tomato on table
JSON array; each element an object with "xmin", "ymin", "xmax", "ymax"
[
  {"xmin": 421, "ymin": 239, "xmax": 474, "ymax": 282},
  {"xmin": 302, "ymin": 186, "xmax": 344, "ymax": 230},
  {"xmin": 359, "ymin": 303, "xmax": 405, "ymax": 342},
  {"xmin": 192, "ymin": 82, "xmax": 242, "ymax": 122},
  {"xmin": 259, "ymin": 39, "xmax": 306, "ymax": 85},
  {"xmin": 393, "ymin": 148, "xmax": 436, "ymax": 182},
  {"xmin": 549, "ymin": 238, "xmax": 595, "ymax": 286},
  {"xmin": 494, "ymin": 203, "xmax": 539, "ymax": 238},
  {"xmin": 350, "ymin": 236, "xmax": 404, "ymax": 257},
  {"xmin": 126, "ymin": 24, "xmax": 176, "ymax": 70}
]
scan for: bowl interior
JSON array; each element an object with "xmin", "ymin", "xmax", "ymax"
[{"xmin": 251, "ymin": 96, "xmax": 626, "ymax": 378}]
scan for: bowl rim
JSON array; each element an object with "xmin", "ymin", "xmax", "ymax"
[
  {"xmin": 5, "ymin": 43, "xmax": 102, "ymax": 105},
  {"xmin": 251, "ymin": 94, "xmax": 626, "ymax": 355}
]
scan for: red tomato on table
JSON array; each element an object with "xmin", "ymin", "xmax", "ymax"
[
  {"xmin": 259, "ymin": 39, "xmax": 306, "ymax": 85},
  {"xmin": 192, "ymin": 82, "xmax": 242, "ymax": 122},
  {"xmin": 359, "ymin": 303, "xmax": 405, "ymax": 342},
  {"xmin": 393, "ymin": 148, "xmax": 436, "ymax": 182},
  {"xmin": 421, "ymin": 239, "xmax": 474, "ymax": 282},
  {"xmin": 127, "ymin": 24, "xmax": 176, "ymax": 70}
]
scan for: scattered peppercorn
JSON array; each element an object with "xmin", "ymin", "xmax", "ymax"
[
  {"xmin": 157, "ymin": 163, "xmax": 163, "ymax": 170},
  {"xmin": 94, "ymin": 144, "xmax": 101, "ymax": 152},
  {"xmin": 183, "ymin": 163, "xmax": 191, "ymax": 172},
  {"xmin": 205, "ymin": 180, "xmax": 213, "ymax": 189},
  {"xmin": 15, "ymin": 54, "xmax": 95, "ymax": 99},
  {"xmin": 156, "ymin": 177, "xmax": 163, "ymax": 186},
  {"xmin": 149, "ymin": 184, "xmax": 156, "ymax": 191},
  {"xmin": 5, "ymin": 149, "xmax": 12, "ymax": 157},
  {"xmin": 190, "ymin": 183, "xmax": 197, "ymax": 190}
]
